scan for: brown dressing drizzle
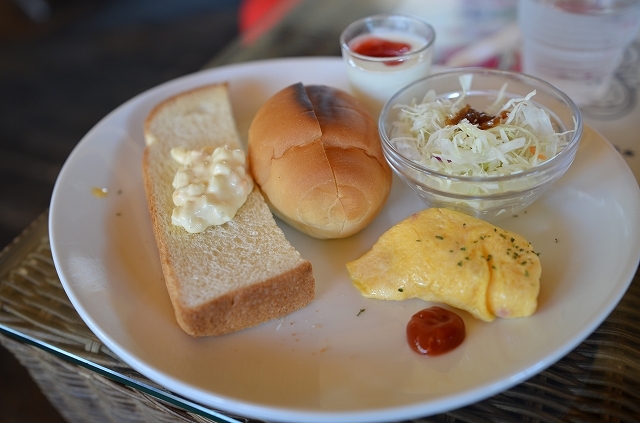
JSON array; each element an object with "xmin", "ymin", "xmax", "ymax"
[{"xmin": 446, "ymin": 105, "xmax": 508, "ymax": 130}]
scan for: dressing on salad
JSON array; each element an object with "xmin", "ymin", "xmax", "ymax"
[{"xmin": 389, "ymin": 74, "xmax": 574, "ymax": 178}]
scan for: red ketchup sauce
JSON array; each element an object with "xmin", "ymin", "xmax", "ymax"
[
  {"xmin": 350, "ymin": 36, "xmax": 411, "ymax": 66},
  {"xmin": 406, "ymin": 306, "xmax": 466, "ymax": 356}
]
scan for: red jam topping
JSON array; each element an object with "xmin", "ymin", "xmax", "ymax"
[
  {"xmin": 350, "ymin": 36, "xmax": 412, "ymax": 66},
  {"xmin": 406, "ymin": 306, "xmax": 466, "ymax": 356}
]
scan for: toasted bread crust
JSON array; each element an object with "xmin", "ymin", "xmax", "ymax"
[
  {"xmin": 174, "ymin": 260, "xmax": 314, "ymax": 336},
  {"xmin": 142, "ymin": 83, "xmax": 314, "ymax": 337}
]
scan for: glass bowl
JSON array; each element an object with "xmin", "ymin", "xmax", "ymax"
[{"xmin": 379, "ymin": 67, "xmax": 583, "ymax": 221}]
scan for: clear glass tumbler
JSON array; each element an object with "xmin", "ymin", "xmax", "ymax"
[{"xmin": 518, "ymin": 0, "xmax": 640, "ymax": 107}]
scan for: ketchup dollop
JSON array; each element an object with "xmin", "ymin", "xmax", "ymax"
[
  {"xmin": 406, "ymin": 306, "xmax": 466, "ymax": 356},
  {"xmin": 350, "ymin": 36, "xmax": 412, "ymax": 66}
]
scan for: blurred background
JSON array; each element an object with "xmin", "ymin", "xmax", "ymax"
[
  {"xmin": 0, "ymin": 0, "xmax": 243, "ymax": 250},
  {"xmin": 0, "ymin": 0, "xmax": 241, "ymax": 421}
]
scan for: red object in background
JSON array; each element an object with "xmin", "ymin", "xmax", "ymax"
[
  {"xmin": 239, "ymin": 0, "xmax": 285, "ymax": 33},
  {"xmin": 238, "ymin": 0, "xmax": 299, "ymax": 44}
]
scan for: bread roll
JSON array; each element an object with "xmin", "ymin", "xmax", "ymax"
[
  {"xmin": 248, "ymin": 83, "xmax": 392, "ymax": 239},
  {"xmin": 143, "ymin": 83, "xmax": 314, "ymax": 337}
]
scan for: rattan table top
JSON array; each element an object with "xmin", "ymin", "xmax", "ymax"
[{"xmin": 1, "ymin": 212, "xmax": 639, "ymax": 423}]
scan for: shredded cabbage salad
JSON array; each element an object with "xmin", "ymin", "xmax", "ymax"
[{"xmin": 390, "ymin": 74, "xmax": 574, "ymax": 178}]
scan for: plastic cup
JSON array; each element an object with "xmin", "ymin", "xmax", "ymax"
[
  {"xmin": 518, "ymin": 0, "xmax": 640, "ymax": 107},
  {"xmin": 340, "ymin": 14, "xmax": 436, "ymax": 117}
]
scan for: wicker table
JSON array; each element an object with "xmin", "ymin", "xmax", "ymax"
[
  {"xmin": 2, "ymin": 1, "xmax": 640, "ymax": 422},
  {"xmin": 1, "ymin": 212, "xmax": 639, "ymax": 423}
]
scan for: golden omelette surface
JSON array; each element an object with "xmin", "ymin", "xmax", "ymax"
[{"xmin": 346, "ymin": 208, "xmax": 541, "ymax": 321}]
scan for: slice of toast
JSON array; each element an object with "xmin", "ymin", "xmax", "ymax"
[{"xmin": 142, "ymin": 83, "xmax": 314, "ymax": 337}]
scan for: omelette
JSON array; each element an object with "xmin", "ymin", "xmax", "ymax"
[{"xmin": 346, "ymin": 208, "xmax": 540, "ymax": 321}]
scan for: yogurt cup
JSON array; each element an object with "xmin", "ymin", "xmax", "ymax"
[{"xmin": 340, "ymin": 14, "xmax": 436, "ymax": 118}]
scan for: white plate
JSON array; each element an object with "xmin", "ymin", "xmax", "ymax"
[{"xmin": 49, "ymin": 57, "xmax": 640, "ymax": 423}]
